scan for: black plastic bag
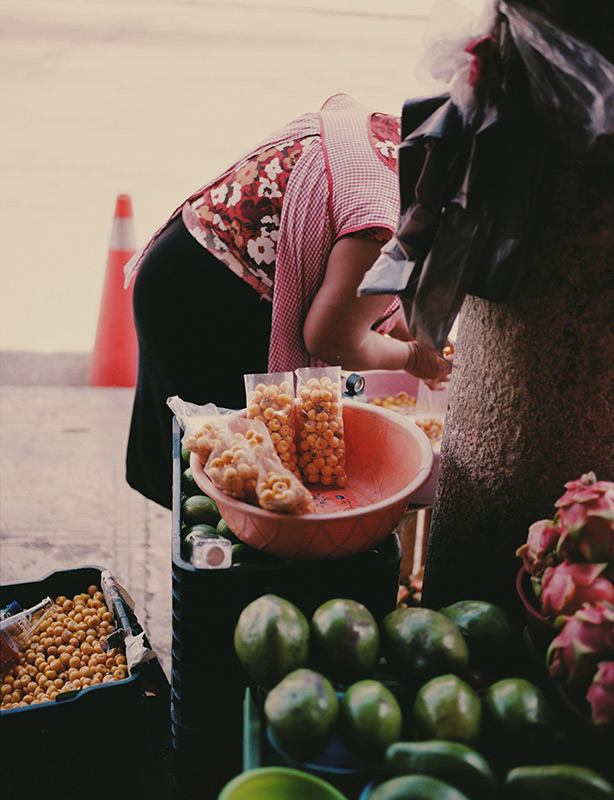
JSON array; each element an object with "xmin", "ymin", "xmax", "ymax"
[
  {"xmin": 358, "ymin": 0, "xmax": 614, "ymax": 353},
  {"xmin": 359, "ymin": 90, "xmax": 544, "ymax": 352}
]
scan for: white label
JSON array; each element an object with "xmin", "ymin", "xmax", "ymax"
[{"xmin": 192, "ymin": 538, "xmax": 232, "ymax": 569}]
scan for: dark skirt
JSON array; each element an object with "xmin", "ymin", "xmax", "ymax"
[{"xmin": 126, "ymin": 214, "xmax": 272, "ymax": 509}]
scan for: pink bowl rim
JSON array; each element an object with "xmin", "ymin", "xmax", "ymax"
[{"xmin": 190, "ymin": 399, "xmax": 434, "ymax": 523}]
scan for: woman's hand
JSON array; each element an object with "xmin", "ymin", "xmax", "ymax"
[
  {"xmin": 405, "ymin": 340, "xmax": 452, "ymax": 389},
  {"xmin": 303, "ymin": 236, "xmax": 455, "ymax": 381}
]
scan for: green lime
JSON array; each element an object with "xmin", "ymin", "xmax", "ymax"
[
  {"xmin": 413, "ymin": 674, "xmax": 482, "ymax": 745},
  {"xmin": 181, "ymin": 524, "xmax": 221, "ymax": 560},
  {"xmin": 339, "ymin": 679, "xmax": 402, "ymax": 759},
  {"xmin": 231, "ymin": 542, "xmax": 276, "ymax": 565},
  {"xmin": 182, "ymin": 494, "xmax": 221, "ymax": 526},
  {"xmin": 181, "ymin": 444, "xmax": 192, "ymax": 465},
  {"xmin": 181, "ymin": 467, "xmax": 203, "ymax": 497},
  {"xmin": 482, "ymin": 677, "xmax": 555, "ymax": 751},
  {"xmin": 184, "ymin": 523, "xmax": 219, "ymax": 539},
  {"xmin": 216, "ymin": 517, "xmax": 241, "ymax": 544}
]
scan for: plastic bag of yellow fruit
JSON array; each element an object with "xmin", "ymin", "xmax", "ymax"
[{"xmin": 295, "ymin": 366, "xmax": 347, "ymax": 488}]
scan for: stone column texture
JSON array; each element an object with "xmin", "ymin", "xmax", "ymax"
[{"xmin": 421, "ymin": 133, "xmax": 614, "ymax": 618}]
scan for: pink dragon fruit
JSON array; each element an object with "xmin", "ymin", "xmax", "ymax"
[
  {"xmin": 547, "ymin": 601, "xmax": 614, "ymax": 686},
  {"xmin": 587, "ymin": 661, "xmax": 614, "ymax": 726},
  {"xmin": 540, "ymin": 560, "xmax": 614, "ymax": 620},
  {"xmin": 554, "ymin": 472, "xmax": 614, "ymax": 566},
  {"xmin": 516, "ymin": 519, "xmax": 562, "ymax": 579}
]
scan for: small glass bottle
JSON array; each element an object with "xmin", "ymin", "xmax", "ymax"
[
  {"xmin": 185, "ymin": 531, "xmax": 232, "ymax": 569},
  {"xmin": 0, "ymin": 596, "xmax": 56, "ymax": 667}
]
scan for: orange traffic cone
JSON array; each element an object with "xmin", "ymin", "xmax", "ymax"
[{"xmin": 88, "ymin": 194, "xmax": 138, "ymax": 387}]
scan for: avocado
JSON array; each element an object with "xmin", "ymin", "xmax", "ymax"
[
  {"xmin": 310, "ymin": 598, "xmax": 380, "ymax": 684},
  {"xmin": 339, "ymin": 679, "xmax": 402, "ymax": 759},
  {"xmin": 482, "ymin": 677, "xmax": 555, "ymax": 752},
  {"xmin": 412, "ymin": 674, "xmax": 482, "ymax": 745},
  {"xmin": 385, "ymin": 740, "xmax": 497, "ymax": 800},
  {"xmin": 439, "ymin": 600, "xmax": 521, "ymax": 678},
  {"xmin": 233, "ymin": 594, "xmax": 309, "ymax": 687},
  {"xmin": 382, "ymin": 607, "xmax": 469, "ymax": 685},
  {"xmin": 367, "ymin": 774, "xmax": 472, "ymax": 800},
  {"xmin": 504, "ymin": 764, "xmax": 614, "ymax": 799},
  {"xmin": 264, "ymin": 668, "xmax": 339, "ymax": 760}
]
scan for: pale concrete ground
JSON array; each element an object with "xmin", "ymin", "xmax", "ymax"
[{"xmin": 0, "ymin": 356, "xmax": 173, "ymax": 680}]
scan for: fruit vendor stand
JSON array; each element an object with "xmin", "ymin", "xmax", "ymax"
[
  {"xmin": 2, "ymin": 363, "xmax": 612, "ymax": 800},
  {"xmin": 167, "ymin": 366, "xmax": 614, "ymax": 800},
  {"xmin": 168, "ymin": 367, "xmax": 432, "ymax": 799}
]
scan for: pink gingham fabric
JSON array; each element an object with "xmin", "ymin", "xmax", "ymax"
[{"xmin": 269, "ymin": 93, "xmax": 401, "ymax": 372}]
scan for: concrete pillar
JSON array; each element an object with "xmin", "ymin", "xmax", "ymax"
[{"xmin": 421, "ymin": 132, "xmax": 614, "ymax": 618}]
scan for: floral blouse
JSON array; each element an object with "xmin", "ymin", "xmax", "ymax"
[{"xmin": 182, "ymin": 113, "xmax": 400, "ymax": 301}]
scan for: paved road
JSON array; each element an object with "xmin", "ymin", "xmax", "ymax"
[{"xmin": 0, "ymin": 380, "xmax": 173, "ymax": 677}]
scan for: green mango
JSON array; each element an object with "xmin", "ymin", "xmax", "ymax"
[
  {"xmin": 181, "ymin": 493, "xmax": 221, "ymax": 527},
  {"xmin": 482, "ymin": 677, "xmax": 555, "ymax": 752},
  {"xmin": 439, "ymin": 599, "xmax": 521, "ymax": 678},
  {"xmin": 339, "ymin": 679, "xmax": 402, "ymax": 759},
  {"xmin": 233, "ymin": 594, "xmax": 309, "ymax": 688},
  {"xmin": 413, "ymin": 674, "xmax": 482, "ymax": 745},
  {"xmin": 264, "ymin": 668, "xmax": 338, "ymax": 761},
  {"xmin": 310, "ymin": 598, "xmax": 380, "ymax": 684},
  {"xmin": 385, "ymin": 740, "xmax": 497, "ymax": 800},
  {"xmin": 504, "ymin": 764, "xmax": 614, "ymax": 799},
  {"xmin": 382, "ymin": 607, "xmax": 469, "ymax": 685},
  {"xmin": 216, "ymin": 517, "xmax": 242, "ymax": 545},
  {"xmin": 367, "ymin": 775, "xmax": 472, "ymax": 800}
]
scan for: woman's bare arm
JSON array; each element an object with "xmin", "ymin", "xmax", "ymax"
[{"xmin": 303, "ymin": 236, "xmax": 451, "ymax": 383}]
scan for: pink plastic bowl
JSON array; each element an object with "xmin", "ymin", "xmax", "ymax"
[
  {"xmin": 360, "ymin": 370, "xmax": 444, "ymax": 505},
  {"xmin": 189, "ymin": 400, "xmax": 433, "ymax": 560}
]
